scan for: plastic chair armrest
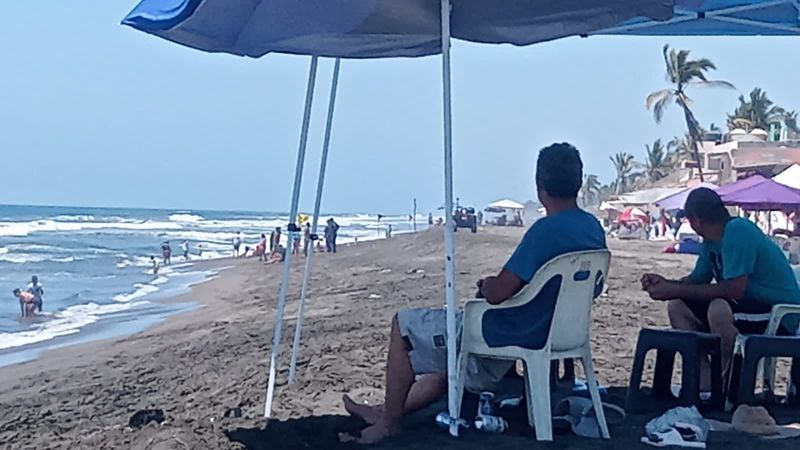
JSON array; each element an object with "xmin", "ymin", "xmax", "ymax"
[{"xmin": 765, "ymin": 304, "xmax": 800, "ymax": 336}]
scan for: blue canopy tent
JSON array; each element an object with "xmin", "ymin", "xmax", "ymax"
[{"xmin": 123, "ymin": 0, "xmax": 800, "ymax": 439}]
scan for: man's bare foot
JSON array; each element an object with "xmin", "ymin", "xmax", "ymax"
[
  {"xmin": 343, "ymin": 394, "xmax": 383, "ymax": 425},
  {"xmin": 355, "ymin": 422, "xmax": 398, "ymax": 444}
]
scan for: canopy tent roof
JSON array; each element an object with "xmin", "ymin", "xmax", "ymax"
[
  {"xmin": 715, "ymin": 174, "xmax": 768, "ymax": 196},
  {"xmin": 721, "ymin": 178, "xmax": 800, "ymax": 210},
  {"xmin": 122, "ymin": 1, "xmax": 800, "ymax": 59},
  {"xmin": 617, "ymin": 187, "xmax": 683, "ymax": 206},
  {"xmin": 655, "ymin": 182, "xmax": 719, "ymax": 211},
  {"xmin": 773, "ymin": 163, "xmax": 800, "ymax": 189},
  {"xmin": 488, "ymin": 199, "xmax": 525, "ymax": 210}
]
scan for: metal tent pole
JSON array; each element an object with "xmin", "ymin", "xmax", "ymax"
[
  {"xmin": 288, "ymin": 58, "xmax": 342, "ymax": 385},
  {"xmin": 440, "ymin": 0, "xmax": 459, "ymax": 438},
  {"xmin": 264, "ymin": 55, "xmax": 319, "ymax": 418}
]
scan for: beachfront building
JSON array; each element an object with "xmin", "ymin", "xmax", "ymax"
[{"xmin": 671, "ymin": 130, "xmax": 800, "ymax": 186}]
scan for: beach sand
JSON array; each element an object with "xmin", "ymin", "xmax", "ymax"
[{"xmin": 1, "ymin": 227, "xmax": 798, "ymax": 449}]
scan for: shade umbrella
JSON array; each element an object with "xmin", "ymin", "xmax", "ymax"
[
  {"xmin": 122, "ymin": 0, "xmax": 800, "ymax": 437},
  {"xmin": 715, "ymin": 174, "xmax": 768, "ymax": 196},
  {"xmin": 721, "ymin": 178, "xmax": 800, "ymax": 210},
  {"xmin": 655, "ymin": 182, "xmax": 718, "ymax": 211},
  {"xmin": 619, "ymin": 207, "xmax": 651, "ymax": 224}
]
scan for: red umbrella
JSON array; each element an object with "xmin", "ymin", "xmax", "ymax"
[{"xmin": 618, "ymin": 207, "xmax": 650, "ymax": 224}]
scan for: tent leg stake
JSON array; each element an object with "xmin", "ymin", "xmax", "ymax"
[
  {"xmin": 288, "ymin": 58, "xmax": 342, "ymax": 385},
  {"xmin": 440, "ymin": 0, "xmax": 459, "ymax": 438},
  {"xmin": 264, "ymin": 55, "xmax": 319, "ymax": 419}
]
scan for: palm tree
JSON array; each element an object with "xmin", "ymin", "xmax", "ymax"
[
  {"xmin": 646, "ymin": 44, "xmax": 734, "ymax": 182},
  {"xmin": 644, "ymin": 138, "xmax": 672, "ymax": 183},
  {"xmin": 726, "ymin": 87, "xmax": 785, "ymax": 132},
  {"xmin": 580, "ymin": 174, "xmax": 602, "ymax": 206},
  {"xmin": 610, "ymin": 152, "xmax": 637, "ymax": 194}
]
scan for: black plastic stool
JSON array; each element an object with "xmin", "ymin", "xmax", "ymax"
[
  {"xmin": 728, "ymin": 335, "xmax": 800, "ymax": 406},
  {"xmin": 550, "ymin": 358, "xmax": 575, "ymax": 389},
  {"xmin": 626, "ymin": 328, "xmax": 724, "ymax": 413}
]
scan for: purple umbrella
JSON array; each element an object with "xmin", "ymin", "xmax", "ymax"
[
  {"xmin": 721, "ymin": 178, "xmax": 800, "ymax": 210},
  {"xmin": 656, "ymin": 182, "xmax": 718, "ymax": 211},
  {"xmin": 715, "ymin": 174, "xmax": 768, "ymax": 197}
]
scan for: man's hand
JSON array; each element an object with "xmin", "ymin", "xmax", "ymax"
[
  {"xmin": 645, "ymin": 278, "xmax": 681, "ymax": 301},
  {"xmin": 641, "ymin": 273, "xmax": 666, "ymax": 290},
  {"xmin": 475, "ymin": 279, "xmax": 486, "ymax": 298}
]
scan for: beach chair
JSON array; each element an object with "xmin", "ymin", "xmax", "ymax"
[
  {"xmin": 453, "ymin": 250, "xmax": 611, "ymax": 441},
  {"xmin": 728, "ymin": 304, "xmax": 800, "ymax": 407}
]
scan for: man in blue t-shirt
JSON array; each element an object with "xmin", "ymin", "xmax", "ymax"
[
  {"xmin": 642, "ymin": 187, "xmax": 800, "ymax": 389},
  {"xmin": 340, "ymin": 143, "xmax": 606, "ymax": 444}
]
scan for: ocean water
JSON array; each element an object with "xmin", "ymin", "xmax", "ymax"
[{"xmin": 0, "ymin": 205, "xmax": 420, "ymax": 365}]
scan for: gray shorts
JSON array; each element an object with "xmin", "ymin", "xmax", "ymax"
[{"xmin": 396, "ymin": 307, "xmax": 513, "ymax": 392}]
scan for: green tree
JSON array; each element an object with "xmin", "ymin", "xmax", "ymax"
[
  {"xmin": 726, "ymin": 87, "xmax": 785, "ymax": 131},
  {"xmin": 610, "ymin": 152, "xmax": 637, "ymax": 194},
  {"xmin": 644, "ymin": 138, "xmax": 672, "ymax": 183},
  {"xmin": 646, "ymin": 44, "xmax": 734, "ymax": 182},
  {"xmin": 580, "ymin": 174, "xmax": 602, "ymax": 206}
]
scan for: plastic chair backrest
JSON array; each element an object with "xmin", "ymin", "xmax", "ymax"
[{"xmin": 507, "ymin": 250, "xmax": 610, "ymax": 353}]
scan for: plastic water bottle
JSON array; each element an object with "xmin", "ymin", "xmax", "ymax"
[
  {"xmin": 474, "ymin": 415, "xmax": 508, "ymax": 433},
  {"xmin": 478, "ymin": 392, "xmax": 495, "ymax": 417},
  {"xmin": 435, "ymin": 412, "xmax": 469, "ymax": 430}
]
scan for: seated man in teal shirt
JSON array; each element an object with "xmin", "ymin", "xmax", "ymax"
[
  {"xmin": 340, "ymin": 143, "xmax": 606, "ymax": 444},
  {"xmin": 642, "ymin": 187, "xmax": 800, "ymax": 387}
]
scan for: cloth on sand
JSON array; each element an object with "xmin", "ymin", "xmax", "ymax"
[
  {"xmin": 706, "ymin": 405, "xmax": 800, "ymax": 439},
  {"xmin": 551, "ymin": 396, "xmax": 625, "ymax": 438},
  {"xmin": 642, "ymin": 406, "xmax": 708, "ymax": 448}
]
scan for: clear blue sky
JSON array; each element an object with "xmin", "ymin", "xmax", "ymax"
[{"xmin": 2, "ymin": 2, "xmax": 798, "ymax": 215}]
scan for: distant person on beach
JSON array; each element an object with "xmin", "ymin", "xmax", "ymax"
[
  {"xmin": 325, "ymin": 218, "xmax": 339, "ymax": 253},
  {"xmin": 161, "ymin": 241, "xmax": 171, "ymax": 265},
  {"xmin": 292, "ymin": 230, "xmax": 301, "ymax": 256},
  {"xmin": 270, "ymin": 227, "xmax": 281, "ymax": 254},
  {"xmin": 181, "ymin": 240, "xmax": 190, "ymax": 260},
  {"xmin": 641, "ymin": 187, "xmax": 800, "ymax": 394},
  {"xmin": 303, "ymin": 223, "xmax": 312, "ymax": 256},
  {"xmin": 197, "ymin": 244, "xmax": 204, "ymax": 258},
  {"xmin": 233, "ymin": 232, "xmax": 242, "ymax": 257},
  {"xmin": 27, "ymin": 275, "xmax": 44, "ymax": 313},
  {"xmin": 341, "ymin": 143, "xmax": 606, "ymax": 444},
  {"xmin": 258, "ymin": 233, "xmax": 268, "ymax": 261},
  {"xmin": 13, "ymin": 288, "xmax": 38, "ymax": 317},
  {"xmin": 266, "ymin": 245, "xmax": 286, "ymax": 264},
  {"xmin": 150, "ymin": 256, "xmax": 159, "ymax": 275},
  {"xmin": 385, "ymin": 224, "xmax": 393, "ymax": 239}
]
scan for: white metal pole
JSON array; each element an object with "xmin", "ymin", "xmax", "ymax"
[
  {"xmin": 288, "ymin": 58, "xmax": 341, "ymax": 385},
  {"xmin": 264, "ymin": 55, "xmax": 319, "ymax": 418},
  {"xmin": 440, "ymin": 0, "xmax": 459, "ymax": 438}
]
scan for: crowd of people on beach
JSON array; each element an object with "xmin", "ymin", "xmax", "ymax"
[{"xmin": 11, "ymin": 275, "xmax": 44, "ymax": 318}]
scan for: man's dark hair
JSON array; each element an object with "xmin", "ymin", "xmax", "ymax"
[
  {"xmin": 535, "ymin": 142, "xmax": 583, "ymax": 198},
  {"xmin": 12, "ymin": 288, "xmax": 20, "ymax": 295},
  {"xmin": 684, "ymin": 187, "xmax": 730, "ymax": 223}
]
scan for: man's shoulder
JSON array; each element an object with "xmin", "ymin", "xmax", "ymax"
[{"xmin": 726, "ymin": 217, "xmax": 763, "ymax": 238}]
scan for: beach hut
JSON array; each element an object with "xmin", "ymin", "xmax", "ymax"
[{"xmin": 123, "ymin": 0, "xmax": 800, "ymax": 435}]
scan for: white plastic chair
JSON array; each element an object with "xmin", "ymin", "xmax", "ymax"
[
  {"xmin": 731, "ymin": 304, "xmax": 800, "ymax": 404},
  {"xmin": 453, "ymin": 250, "xmax": 611, "ymax": 441}
]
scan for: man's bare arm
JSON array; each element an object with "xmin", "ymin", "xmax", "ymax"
[{"xmin": 479, "ymin": 269, "xmax": 525, "ymax": 305}]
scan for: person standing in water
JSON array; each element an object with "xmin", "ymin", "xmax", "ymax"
[
  {"xmin": 27, "ymin": 275, "xmax": 44, "ymax": 313},
  {"xmin": 151, "ymin": 256, "xmax": 160, "ymax": 276},
  {"xmin": 161, "ymin": 241, "xmax": 172, "ymax": 265},
  {"xmin": 13, "ymin": 289, "xmax": 38, "ymax": 317},
  {"xmin": 233, "ymin": 232, "xmax": 242, "ymax": 257}
]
